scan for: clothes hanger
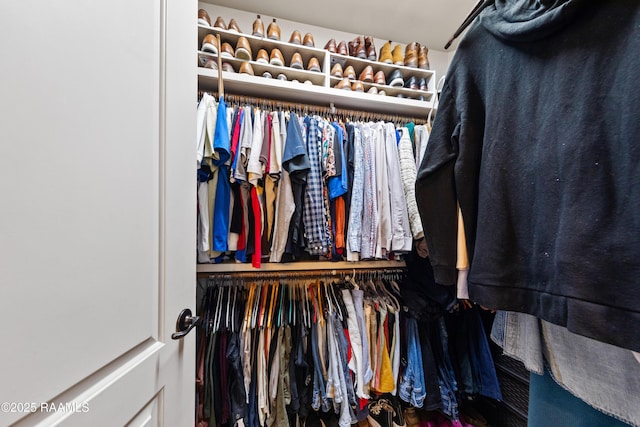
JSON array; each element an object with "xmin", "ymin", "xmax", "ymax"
[{"xmin": 444, "ymin": 0, "xmax": 495, "ymax": 49}]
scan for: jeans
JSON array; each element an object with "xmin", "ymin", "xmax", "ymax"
[
  {"xmin": 311, "ymin": 321, "xmax": 331, "ymax": 412},
  {"xmin": 227, "ymin": 331, "xmax": 248, "ymax": 426},
  {"xmin": 398, "ymin": 317, "xmax": 426, "ymax": 407}
]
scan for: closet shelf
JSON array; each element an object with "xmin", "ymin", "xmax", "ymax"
[
  {"xmin": 328, "ymin": 76, "xmax": 433, "ymax": 101},
  {"xmin": 198, "ymin": 68, "xmax": 433, "ymax": 117},
  {"xmin": 197, "ymin": 260, "xmax": 406, "ymax": 274}
]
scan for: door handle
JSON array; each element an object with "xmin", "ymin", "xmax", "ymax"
[{"xmin": 171, "ymin": 308, "xmax": 200, "ymax": 340}]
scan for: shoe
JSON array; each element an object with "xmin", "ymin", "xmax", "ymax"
[
  {"xmin": 252, "ymin": 15, "xmax": 264, "ymax": 37},
  {"xmin": 324, "ymin": 38, "xmax": 337, "ymax": 53},
  {"xmin": 378, "ymin": 41, "xmax": 392, "ymax": 63},
  {"xmin": 378, "ymin": 90, "xmax": 386, "ymax": 96},
  {"xmin": 198, "ymin": 9, "xmax": 211, "ymax": 27},
  {"xmin": 404, "ymin": 76, "xmax": 418, "ymax": 90},
  {"xmin": 213, "ymin": 16, "xmax": 226, "ymax": 30},
  {"xmin": 392, "ymin": 45, "xmax": 404, "ymax": 66},
  {"xmin": 367, "ymin": 399, "xmax": 394, "ymax": 427},
  {"xmin": 222, "ymin": 62, "xmax": 235, "ymax": 73},
  {"xmin": 344, "ymin": 65, "xmax": 356, "ymax": 79},
  {"xmin": 359, "ymin": 65, "xmax": 374, "ymax": 82},
  {"xmin": 418, "ymin": 46, "xmax": 430, "ymax": 69},
  {"xmin": 352, "ymin": 81, "xmax": 365, "ymax": 92},
  {"xmin": 404, "ymin": 42, "xmax": 418, "ymax": 68},
  {"xmin": 366, "ymin": 44, "xmax": 377, "ymax": 61},
  {"xmin": 303, "ymin": 33, "xmax": 315, "ymax": 47},
  {"xmin": 289, "ymin": 30, "xmax": 302, "ymax": 44},
  {"xmin": 228, "ymin": 19, "xmax": 242, "ymax": 33},
  {"xmin": 374, "ymin": 70, "xmax": 386, "ymax": 85},
  {"xmin": 304, "ymin": 80, "xmax": 313, "ymax": 85},
  {"xmin": 220, "ymin": 42, "xmax": 235, "ymax": 58},
  {"xmin": 331, "ymin": 63, "xmax": 343, "ymax": 78},
  {"xmin": 235, "ymin": 37, "xmax": 252, "ymax": 60},
  {"xmin": 290, "ymin": 52, "xmax": 304, "ymax": 69},
  {"xmin": 256, "ymin": 48, "xmax": 269, "ymax": 64},
  {"xmin": 353, "ymin": 36, "xmax": 366, "ymax": 59},
  {"xmin": 239, "ymin": 62, "xmax": 254, "ymax": 75},
  {"xmin": 387, "ymin": 69, "xmax": 404, "ymax": 86},
  {"xmin": 270, "ymin": 48, "xmax": 284, "ymax": 66},
  {"xmin": 388, "ymin": 396, "xmax": 406, "ymax": 427},
  {"xmin": 201, "ymin": 34, "xmax": 218, "ymax": 54},
  {"xmin": 307, "ymin": 57, "xmax": 321, "ymax": 72},
  {"xmin": 348, "ymin": 40, "xmax": 357, "ymax": 57},
  {"xmin": 367, "ymin": 86, "xmax": 378, "ymax": 95},
  {"xmin": 418, "ymin": 77, "xmax": 428, "ymax": 91},
  {"xmin": 337, "ymin": 41, "xmax": 348, "ymax": 56},
  {"xmin": 277, "ymin": 73, "xmax": 287, "ymax": 81},
  {"xmin": 262, "ymin": 71, "xmax": 273, "ymax": 78},
  {"xmin": 203, "ymin": 59, "xmax": 217, "ymax": 70},
  {"xmin": 267, "ymin": 18, "xmax": 280, "ymax": 40},
  {"xmin": 334, "ymin": 78, "xmax": 352, "ymax": 90}
]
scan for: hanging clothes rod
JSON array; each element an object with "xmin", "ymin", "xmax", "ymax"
[
  {"xmin": 206, "ymin": 267, "xmax": 406, "ymax": 281},
  {"xmin": 197, "ymin": 90, "xmax": 427, "ymax": 125}
]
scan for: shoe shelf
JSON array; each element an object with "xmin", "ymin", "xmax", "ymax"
[
  {"xmin": 328, "ymin": 76, "xmax": 433, "ymax": 101},
  {"xmin": 198, "ymin": 68, "xmax": 432, "ymax": 117},
  {"xmin": 198, "ymin": 51, "xmax": 326, "ymax": 86}
]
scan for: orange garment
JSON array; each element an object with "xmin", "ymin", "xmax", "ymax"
[{"xmin": 335, "ymin": 196, "xmax": 345, "ymax": 253}]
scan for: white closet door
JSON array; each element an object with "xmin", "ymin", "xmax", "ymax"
[{"xmin": 0, "ymin": 0, "xmax": 196, "ymax": 425}]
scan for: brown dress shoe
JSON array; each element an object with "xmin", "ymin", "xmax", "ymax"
[
  {"xmin": 359, "ymin": 65, "xmax": 374, "ymax": 82},
  {"xmin": 228, "ymin": 19, "xmax": 242, "ymax": 33},
  {"xmin": 374, "ymin": 70, "xmax": 386, "ymax": 85},
  {"xmin": 307, "ymin": 57, "xmax": 321, "ymax": 72},
  {"xmin": 267, "ymin": 18, "xmax": 281, "ymax": 40},
  {"xmin": 334, "ymin": 78, "xmax": 352, "ymax": 90},
  {"xmin": 252, "ymin": 15, "xmax": 264, "ymax": 37},
  {"xmin": 331, "ymin": 63, "xmax": 343, "ymax": 78},
  {"xmin": 418, "ymin": 46, "xmax": 430, "ymax": 69},
  {"xmin": 348, "ymin": 40, "xmax": 356, "ymax": 57},
  {"xmin": 404, "ymin": 42, "xmax": 418, "ymax": 68},
  {"xmin": 222, "ymin": 62, "xmax": 235, "ymax": 73},
  {"xmin": 303, "ymin": 33, "xmax": 315, "ymax": 47},
  {"xmin": 270, "ymin": 48, "xmax": 284, "ymax": 66},
  {"xmin": 392, "ymin": 45, "xmax": 404, "ymax": 66},
  {"xmin": 239, "ymin": 62, "xmax": 254, "ymax": 75},
  {"xmin": 344, "ymin": 65, "xmax": 356, "ymax": 79},
  {"xmin": 378, "ymin": 41, "xmax": 392, "ymax": 63},
  {"xmin": 220, "ymin": 42, "xmax": 235, "ymax": 58},
  {"xmin": 213, "ymin": 16, "xmax": 226, "ymax": 30},
  {"xmin": 201, "ymin": 34, "xmax": 218, "ymax": 53},
  {"xmin": 289, "ymin": 30, "xmax": 302, "ymax": 44},
  {"xmin": 354, "ymin": 36, "xmax": 366, "ymax": 59},
  {"xmin": 324, "ymin": 38, "xmax": 337, "ymax": 53},
  {"xmin": 352, "ymin": 81, "xmax": 365, "ymax": 92},
  {"xmin": 198, "ymin": 9, "xmax": 211, "ymax": 27},
  {"xmin": 337, "ymin": 41, "xmax": 348, "ymax": 56},
  {"xmin": 366, "ymin": 44, "xmax": 377, "ymax": 61},
  {"xmin": 290, "ymin": 52, "xmax": 304, "ymax": 69},
  {"xmin": 235, "ymin": 37, "xmax": 252, "ymax": 60},
  {"xmin": 256, "ymin": 48, "xmax": 269, "ymax": 64}
]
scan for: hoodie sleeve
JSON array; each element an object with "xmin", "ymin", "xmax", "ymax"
[{"xmin": 416, "ymin": 78, "xmax": 483, "ymax": 286}]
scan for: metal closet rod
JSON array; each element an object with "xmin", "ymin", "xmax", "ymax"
[
  {"xmin": 197, "ymin": 90, "xmax": 427, "ymax": 125},
  {"xmin": 207, "ymin": 267, "xmax": 406, "ymax": 281}
]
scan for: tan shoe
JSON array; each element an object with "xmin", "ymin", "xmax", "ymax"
[
  {"xmin": 289, "ymin": 30, "xmax": 302, "ymax": 44},
  {"xmin": 359, "ymin": 65, "xmax": 374, "ymax": 82},
  {"xmin": 201, "ymin": 34, "xmax": 218, "ymax": 54},
  {"xmin": 324, "ymin": 38, "xmax": 337, "ymax": 53},
  {"xmin": 404, "ymin": 42, "xmax": 418, "ymax": 68},
  {"xmin": 235, "ymin": 37, "xmax": 252, "ymax": 61},
  {"xmin": 303, "ymin": 33, "xmax": 315, "ymax": 47},
  {"xmin": 252, "ymin": 15, "xmax": 264, "ymax": 37},
  {"xmin": 418, "ymin": 46, "xmax": 430, "ymax": 69},
  {"xmin": 352, "ymin": 80, "xmax": 365, "ymax": 92},
  {"xmin": 228, "ymin": 18, "xmax": 242, "ymax": 33},
  {"xmin": 239, "ymin": 62, "xmax": 254, "ymax": 75},
  {"xmin": 267, "ymin": 18, "xmax": 280, "ymax": 40},
  {"xmin": 255, "ymin": 48, "xmax": 269, "ymax": 64},
  {"xmin": 307, "ymin": 57, "xmax": 321, "ymax": 72},
  {"xmin": 392, "ymin": 45, "xmax": 404, "ymax": 66},
  {"xmin": 331, "ymin": 63, "xmax": 343, "ymax": 78},
  {"xmin": 373, "ymin": 70, "xmax": 386, "ymax": 85},
  {"xmin": 213, "ymin": 16, "xmax": 226, "ymax": 30},
  {"xmin": 270, "ymin": 48, "xmax": 284, "ymax": 66},
  {"xmin": 337, "ymin": 41, "xmax": 348, "ymax": 56},
  {"xmin": 220, "ymin": 42, "xmax": 235, "ymax": 59},
  {"xmin": 334, "ymin": 78, "xmax": 352, "ymax": 90},
  {"xmin": 378, "ymin": 41, "xmax": 392, "ymax": 63},
  {"xmin": 344, "ymin": 65, "xmax": 356, "ymax": 79},
  {"xmin": 290, "ymin": 52, "xmax": 304, "ymax": 69},
  {"xmin": 198, "ymin": 9, "xmax": 211, "ymax": 27}
]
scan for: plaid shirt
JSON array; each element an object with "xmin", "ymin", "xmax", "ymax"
[{"xmin": 303, "ymin": 116, "xmax": 329, "ymax": 255}]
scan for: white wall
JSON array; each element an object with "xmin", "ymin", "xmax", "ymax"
[{"xmin": 199, "ymin": 2, "xmax": 453, "ymax": 81}]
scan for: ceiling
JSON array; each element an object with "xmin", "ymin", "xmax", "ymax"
[{"xmin": 207, "ymin": 0, "xmax": 477, "ymax": 50}]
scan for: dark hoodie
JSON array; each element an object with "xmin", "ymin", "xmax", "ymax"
[{"xmin": 416, "ymin": 0, "xmax": 640, "ymax": 352}]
